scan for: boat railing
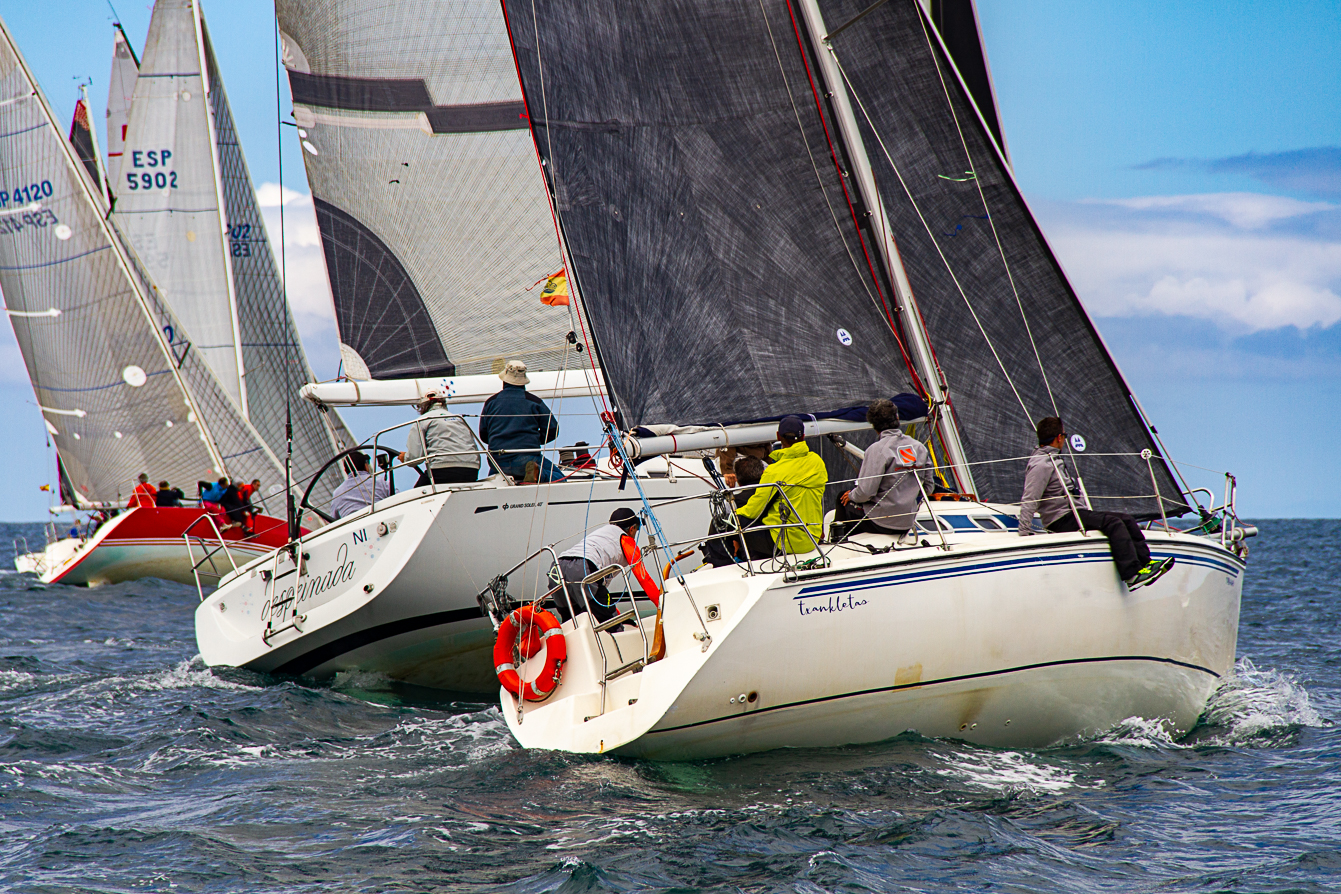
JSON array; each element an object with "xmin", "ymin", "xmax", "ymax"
[
  {"xmin": 183, "ymin": 512, "xmax": 240, "ymax": 600},
  {"xmin": 477, "ymin": 544, "xmax": 659, "ymax": 721}
]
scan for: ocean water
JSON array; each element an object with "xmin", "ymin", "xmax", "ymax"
[{"xmin": 0, "ymin": 519, "xmax": 1337, "ymax": 893}]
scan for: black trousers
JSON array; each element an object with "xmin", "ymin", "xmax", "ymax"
[
  {"xmin": 1048, "ymin": 509, "xmax": 1150, "ymax": 580},
  {"xmin": 833, "ymin": 498, "xmax": 907, "ymax": 539},
  {"xmin": 415, "ymin": 466, "xmax": 477, "ymax": 487},
  {"xmin": 552, "ymin": 557, "xmax": 620, "ymax": 625},
  {"xmin": 703, "ymin": 515, "xmax": 776, "ymax": 567}
]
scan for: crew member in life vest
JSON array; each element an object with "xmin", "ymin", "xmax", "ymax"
[
  {"xmin": 552, "ymin": 507, "xmax": 661, "ymax": 624},
  {"xmin": 128, "ymin": 473, "xmax": 157, "ymax": 509}
]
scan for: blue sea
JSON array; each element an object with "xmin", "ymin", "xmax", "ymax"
[{"xmin": 0, "ymin": 519, "xmax": 1336, "ymax": 893}]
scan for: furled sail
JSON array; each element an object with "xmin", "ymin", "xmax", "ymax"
[
  {"xmin": 502, "ymin": 2, "xmax": 921, "ymax": 428},
  {"xmin": 106, "ymin": 23, "xmax": 138, "ymax": 193},
  {"xmin": 0, "ymin": 16, "xmax": 283, "ymax": 504},
  {"xmin": 504, "ymin": 0, "xmax": 1186, "ymax": 517},
  {"xmin": 276, "ymin": 0, "xmax": 571, "ymax": 380},
  {"xmin": 815, "ymin": 0, "xmax": 1183, "ymax": 515}
]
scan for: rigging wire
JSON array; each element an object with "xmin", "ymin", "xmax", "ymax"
[
  {"xmin": 828, "ymin": 53, "xmax": 1034, "ymax": 427},
  {"xmin": 780, "ymin": 0, "xmax": 925, "ymax": 395},
  {"xmin": 273, "ymin": 12, "xmax": 297, "ymax": 539},
  {"xmin": 913, "ymin": 11, "xmax": 1059, "ymax": 421}
]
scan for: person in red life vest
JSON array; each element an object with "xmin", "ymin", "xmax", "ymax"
[
  {"xmin": 235, "ymin": 478, "xmax": 262, "ymax": 532},
  {"xmin": 127, "ymin": 473, "xmax": 157, "ymax": 509},
  {"xmin": 552, "ymin": 507, "xmax": 661, "ymax": 624}
]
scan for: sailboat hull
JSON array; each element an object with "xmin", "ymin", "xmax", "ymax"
[
  {"xmin": 195, "ymin": 474, "xmax": 712, "ymax": 692},
  {"xmin": 17, "ymin": 507, "xmax": 292, "ymax": 587},
  {"xmin": 504, "ymin": 525, "xmax": 1243, "ymax": 759}
]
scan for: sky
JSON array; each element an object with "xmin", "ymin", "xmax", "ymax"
[{"xmin": 1, "ymin": 0, "xmax": 1338, "ymax": 520}]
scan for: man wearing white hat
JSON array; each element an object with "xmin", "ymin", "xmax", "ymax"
[
  {"xmin": 479, "ymin": 359, "xmax": 562, "ymax": 483},
  {"xmin": 398, "ymin": 389, "xmax": 481, "ymax": 486}
]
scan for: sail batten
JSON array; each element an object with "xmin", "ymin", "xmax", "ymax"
[{"xmin": 277, "ymin": 0, "xmax": 571, "ymax": 381}]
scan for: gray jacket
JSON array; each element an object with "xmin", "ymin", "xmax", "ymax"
[
  {"xmin": 1018, "ymin": 446, "xmax": 1078, "ymax": 534},
  {"xmin": 849, "ymin": 429, "xmax": 933, "ymax": 532},
  {"xmin": 404, "ymin": 407, "xmax": 479, "ymax": 470}
]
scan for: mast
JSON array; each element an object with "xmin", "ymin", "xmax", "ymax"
[
  {"xmin": 795, "ymin": 0, "xmax": 976, "ymax": 495},
  {"xmin": 193, "ymin": 0, "xmax": 249, "ymax": 419},
  {"xmin": 0, "ymin": 18, "xmax": 229, "ymax": 479}
]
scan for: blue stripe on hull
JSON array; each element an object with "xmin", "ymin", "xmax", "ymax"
[{"xmin": 798, "ymin": 542, "xmax": 1240, "ymax": 598}]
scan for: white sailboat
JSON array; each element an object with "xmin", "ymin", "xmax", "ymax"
[
  {"xmin": 0, "ymin": 15, "xmax": 300, "ymax": 586},
  {"xmin": 482, "ymin": 0, "xmax": 1249, "ymax": 757},
  {"xmin": 193, "ymin": 0, "xmax": 716, "ymax": 692},
  {"xmin": 112, "ymin": 0, "xmax": 353, "ymax": 509}
]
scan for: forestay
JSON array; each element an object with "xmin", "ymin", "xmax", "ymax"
[
  {"xmin": 201, "ymin": 23, "xmax": 352, "ymax": 508},
  {"xmin": 0, "ymin": 18, "xmax": 280, "ymax": 505},
  {"xmin": 817, "ymin": 0, "xmax": 1184, "ymax": 515},
  {"xmin": 277, "ymin": 0, "xmax": 571, "ymax": 380},
  {"xmin": 502, "ymin": 0, "xmax": 921, "ymax": 427}
]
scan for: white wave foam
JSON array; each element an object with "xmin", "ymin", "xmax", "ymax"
[
  {"xmin": 1094, "ymin": 716, "xmax": 1182, "ymax": 748},
  {"xmin": 330, "ymin": 669, "xmax": 395, "ymax": 692},
  {"xmin": 935, "ymin": 747, "xmax": 1078, "ymax": 794},
  {"xmin": 1199, "ymin": 657, "xmax": 1323, "ymax": 742}
]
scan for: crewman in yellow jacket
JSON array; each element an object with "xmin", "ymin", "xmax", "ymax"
[{"xmin": 735, "ymin": 416, "xmax": 828, "ymax": 555}]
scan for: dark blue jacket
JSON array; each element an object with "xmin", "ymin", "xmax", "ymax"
[{"xmin": 479, "ymin": 384, "xmax": 558, "ymax": 459}]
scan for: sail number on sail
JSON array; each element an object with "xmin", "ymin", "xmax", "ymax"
[
  {"xmin": 227, "ymin": 223, "xmax": 255, "ymax": 257},
  {"xmin": 0, "ymin": 180, "xmax": 53, "ymax": 208},
  {"xmin": 125, "ymin": 149, "xmax": 178, "ymax": 191},
  {"xmin": 0, "ymin": 207, "xmax": 59, "ymax": 237}
]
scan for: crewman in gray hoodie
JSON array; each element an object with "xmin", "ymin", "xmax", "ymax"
[
  {"xmin": 1020, "ymin": 416, "xmax": 1172, "ymax": 589},
  {"xmin": 398, "ymin": 390, "xmax": 481, "ymax": 486},
  {"xmin": 834, "ymin": 399, "xmax": 933, "ymax": 537}
]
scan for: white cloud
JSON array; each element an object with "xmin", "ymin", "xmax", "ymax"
[
  {"xmin": 1041, "ymin": 194, "xmax": 1341, "ymax": 332},
  {"xmin": 255, "ymin": 182, "xmax": 336, "ymax": 342},
  {"xmin": 1098, "ymin": 192, "xmax": 1334, "ymax": 229}
]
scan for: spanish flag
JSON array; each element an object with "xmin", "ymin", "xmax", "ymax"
[
  {"xmin": 39, "ymin": 484, "xmax": 50, "ymax": 492},
  {"xmin": 539, "ymin": 269, "xmax": 569, "ymax": 306}
]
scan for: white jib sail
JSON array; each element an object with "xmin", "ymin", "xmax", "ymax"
[
  {"xmin": 113, "ymin": 0, "xmax": 247, "ymax": 414},
  {"xmin": 105, "ymin": 24, "xmax": 138, "ymax": 193}
]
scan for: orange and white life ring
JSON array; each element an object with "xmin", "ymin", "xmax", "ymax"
[{"xmin": 494, "ymin": 604, "xmax": 567, "ymax": 701}]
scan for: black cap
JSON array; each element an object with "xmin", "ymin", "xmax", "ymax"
[
  {"xmin": 778, "ymin": 415, "xmax": 805, "ymax": 437},
  {"xmin": 610, "ymin": 507, "xmax": 639, "ymax": 529}
]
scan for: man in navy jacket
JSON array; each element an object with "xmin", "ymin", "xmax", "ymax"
[{"xmin": 479, "ymin": 360, "xmax": 563, "ymax": 483}]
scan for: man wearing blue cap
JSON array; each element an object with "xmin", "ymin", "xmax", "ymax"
[{"xmin": 735, "ymin": 416, "xmax": 828, "ymax": 556}]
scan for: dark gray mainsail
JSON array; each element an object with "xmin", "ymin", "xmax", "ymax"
[
  {"xmin": 277, "ymin": 0, "xmax": 573, "ymax": 381},
  {"xmin": 503, "ymin": 0, "xmax": 1186, "ymax": 517},
  {"xmin": 502, "ymin": 1, "xmax": 924, "ymax": 428},
  {"xmin": 815, "ymin": 0, "xmax": 1183, "ymax": 515}
]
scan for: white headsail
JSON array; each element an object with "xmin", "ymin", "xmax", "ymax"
[
  {"xmin": 113, "ymin": 0, "xmax": 244, "ymax": 411},
  {"xmin": 105, "ymin": 23, "xmax": 138, "ymax": 193},
  {"xmin": 0, "ymin": 14, "xmax": 283, "ymax": 505},
  {"xmin": 277, "ymin": 0, "xmax": 575, "ymax": 383}
]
